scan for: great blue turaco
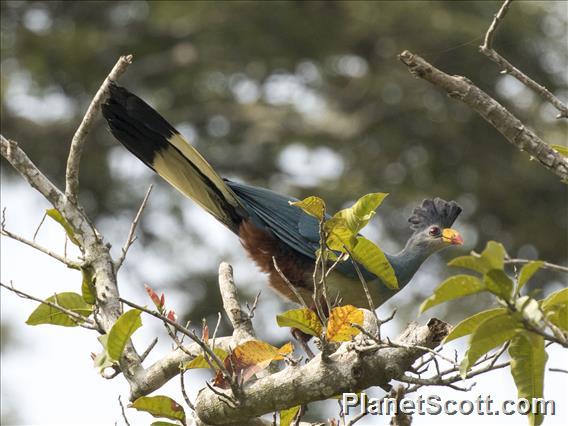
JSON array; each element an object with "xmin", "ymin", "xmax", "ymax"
[{"xmin": 101, "ymin": 83, "xmax": 463, "ymax": 312}]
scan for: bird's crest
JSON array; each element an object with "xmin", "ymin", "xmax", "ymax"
[{"xmin": 408, "ymin": 198, "xmax": 462, "ymax": 231}]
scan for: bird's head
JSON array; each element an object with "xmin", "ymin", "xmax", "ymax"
[{"xmin": 406, "ymin": 198, "xmax": 463, "ymax": 254}]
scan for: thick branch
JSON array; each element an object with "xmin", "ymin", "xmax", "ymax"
[
  {"xmin": 398, "ymin": 51, "xmax": 568, "ymax": 181},
  {"xmin": 480, "ymin": 0, "xmax": 568, "ymax": 119},
  {"xmin": 194, "ymin": 319, "xmax": 450, "ymax": 424},
  {"xmin": 218, "ymin": 262, "xmax": 256, "ymax": 341},
  {"xmin": 65, "ymin": 54, "xmax": 133, "ymax": 203}
]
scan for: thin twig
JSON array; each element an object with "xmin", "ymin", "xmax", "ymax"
[
  {"xmin": 118, "ymin": 395, "xmax": 131, "ymax": 426},
  {"xmin": 0, "ymin": 282, "xmax": 97, "ymax": 329},
  {"xmin": 65, "ymin": 54, "xmax": 133, "ymax": 203},
  {"xmin": 344, "ymin": 246, "xmax": 380, "ymax": 339},
  {"xmin": 480, "ymin": 0, "xmax": 568, "ymax": 119},
  {"xmin": 115, "ymin": 184, "xmax": 153, "ymax": 271},
  {"xmin": 180, "ymin": 367, "xmax": 196, "ymax": 411},
  {"xmin": 1, "ymin": 227, "xmax": 81, "ymax": 269},
  {"xmin": 549, "ymin": 368, "xmax": 568, "ymax": 374},
  {"xmin": 272, "ymin": 257, "xmax": 309, "ymax": 309},
  {"xmin": 140, "ymin": 337, "xmax": 159, "ymax": 362},
  {"xmin": 504, "ymin": 258, "xmax": 568, "ymax": 274},
  {"xmin": 118, "ymin": 296, "xmax": 234, "ymax": 385},
  {"xmin": 32, "ymin": 212, "xmax": 47, "ymax": 241}
]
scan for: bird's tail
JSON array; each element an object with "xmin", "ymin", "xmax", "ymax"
[{"xmin": 101, "ymin": 83, "xmax": 245, "ymax": 232}]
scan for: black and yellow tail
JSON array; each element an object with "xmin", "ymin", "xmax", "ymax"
[{"xmin": 101, "ymin": 83, "xmax": 245, "ymax": 232}]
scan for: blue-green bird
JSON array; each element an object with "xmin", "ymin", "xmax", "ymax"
[{"xmin": 102, "ymin": 83, "xmax": 463, "ymax": 310}]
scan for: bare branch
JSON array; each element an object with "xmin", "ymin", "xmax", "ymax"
[
  {"xmin": 118, "ymin": 395, "xmax": 131, "ymax": 426},
  {"xmin": 1, "ymin": 225, "xmax": 81, "ymax": 269},
  {"xmin": 480, "ymin": 0, "xmax": 568, "ymax": 119},
  {"xmin": 398, "ymin": 51, "xmax": 568, "ymax": 180},
  {"xmin": 65, "ymin": 54, "xmax": 133, "ymax": 203},
  {"xmin": 218, "ymin": 262, "xmax": 256, "ymax": 341},
  {"xmin": 140, "ymin": 337, "xmax": 159, "ymax": 362},
  {"xmin": 272, "ymin": 257, "xmax": 309, "ymax": 309},
  {"xmin": 0, "ymin": 281, "xmax": 97, "ymax": 330},
  {"xmin": 1, "ymin": 136, "xmax": 67, "ymax": 215},
  {"xmin": 505, "ymin": 258, "xmax": 568, "ymax": 274},
  {"xmin": 32, "ymin": 212, "xmax": 47, "ymax": 241},
  {"xmin": 115, "ymin": 184, "xmax": 153, "ymax": 271},
  {"xmin": 482, "ymin": 0, "xmax": 512, "ymax": 50}
]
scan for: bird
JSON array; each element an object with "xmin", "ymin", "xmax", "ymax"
[{"xmin": 101, "ymin": 83, "xmax": 463, "ymax": 311}]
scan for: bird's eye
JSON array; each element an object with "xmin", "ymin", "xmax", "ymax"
[{"xmin": 429, "ymin": 226, "xmax": 441, "ymax": 236}]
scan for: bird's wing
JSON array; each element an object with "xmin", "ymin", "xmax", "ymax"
[{"xmin": 226, "ymin": 180, "xmax": 375, "ymax": 280}]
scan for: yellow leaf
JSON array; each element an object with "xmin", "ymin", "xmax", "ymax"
[
  {"xmin": 277, "ymin": 308, "xmax": 323, "ymax": 337},
  {"xmin": 184, "ymin": 348, "xmax": 228, "ymax": 370},
  {"xmin": 332, "ymin": 192, "xmax": 388, "ymax": 234},
  {"xmin": 280, "ymin": 405, "xmax": 301, "ymax": 426},
  {"xmin": 130, "ymin": 396, "xmax": 185, "ymax": 422},
  {"xmin": 290, "ymin": 196, "xmax": 326, "ymax": 221},
  {"xmin": 551, "ymin": 144, "xmax": 568, "ymax": 157},
  {"xmin": 326, "ymin": 305, "xmax": 364, "ymax": 342},
  {"xmin": 350, "ymin": 236, "xmax": 398, "ymax": 290},
  {"xmin": 325, "ymin": 218, "xmax": 357, "ymax": 251},
  {"xmin": 277, "ymin": 342, "xmax": 294, "ymax": 358}
]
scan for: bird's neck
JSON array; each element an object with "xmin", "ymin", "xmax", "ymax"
[{"xmin": 385, "ymin": 238, "xmax": 433, "ymax": 289}]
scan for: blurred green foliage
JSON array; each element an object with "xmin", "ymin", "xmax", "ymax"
[{"xmin": 1, "ymin": 1, "xmax": 566, "ymax": 328}]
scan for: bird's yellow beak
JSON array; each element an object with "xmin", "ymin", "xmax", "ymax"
[{"xmin": 442, "ymin": 228, "xmax": 463, "ymax": 245}]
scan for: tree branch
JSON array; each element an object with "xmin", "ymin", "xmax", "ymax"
[
  {"xmin": 480, "ymin": 0, "xmax": 568, "ymax": 119},
  {"xmin": 398, "ymin": 51, "xmax": 568, "ymax": 181},
  {"xmin": 1, "ymin": 222, "xmax": 81, "ymax": 269},
  {"xmin": 218, "ymin": 262, "xmax": 256, "ymax": 341},
  {"xmin": 505, "ymin": 258, "xmax": 568, "ymax": 274},
  {"xmin": 193, "ymin": 319, "xmax": 450, "ymax": 424},
  {"xmin": 65, "ymin": 54, "xmax": 133, "ymax": 203},
  {"xmin": 115, "ymin": 184, "xmax": 153, "ymax": 271}
]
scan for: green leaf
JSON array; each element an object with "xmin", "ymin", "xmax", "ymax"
[
  {"xmin": 332, "ymin": 193, "xmax": 388, "ymax": 234},
  {"xmin": 444, "ymin": 308, "xmax": 506, "ymax": 343},
  {"xmin": 325, "ymin": 218, "xmax": 357, "ymax": 251},
  {"xmin": 185, "ymin": 348, "xmax": 228, "ymax": 370},
  {"xmin": 448, "ymin": 255, "xmax": 488, "ymax": 274},
  {"xmin": 547, "ymin": 304, "xmax": 568, "ymax": 332},
  {"xmin": 280, "ymin": 405, "xmax": 301, "ymax": 426},
  {"xmin": 460, "ymin": 313, "xmax": 519, "ymax": 376},
  {"xmin": 541, "ymin": 288, "xmax": 568, "ymax": 312},
  {"xmin": 484, "ymin": 269, "xmax": 513, "ymax": 301},
  {"xmin": 420, "ymin": 275, "xmax": 485, "ymax": 313},
  {"xmin": 81, "ymin": 267, "xmax": 96, "ymax": 305},
  {"xmin": 276, "ymin": 308, "xmax": 323, "ymax": 337},
  {"xmin": 130, "ymin": 396, "xmax": 185, "ymax": 422},
  {"xmin": 541, "ymin": 289, "xmax": 568, "ymax": 331},
  {"xmin": 551, "ymin": 144, "xmax": 568, "ymax": 157},
  {"xmin": 518, "ymin": 261, "xmax": 544, "ymax": 290},
  {"xmin": 350, "ymin": 236, "xmax": 398, "ymax": 289},
  {"xmin": 480, "ymin": 241, "xmax": 507, "ymax": 270},
  {"xmin": 26, "ymin": 292, "xmax": 93, "ymax": 327},
  {"xmin": 46, "ymin": 208, "xmax": 80, "ymax": 246},
  {"xmin": 289, "ymin": 196, "xmax": 326, "ymax": 221},
  {"xmin": 107, "ymin": 309, "xmax": 142, "ymax": 361},
  {"xmin": 509, "ymin": 332, "xmax": 548, "ymax": 426},
  {"xmin": 150, "ymin": 422, "xmax": 181, "ymax": 426}
]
